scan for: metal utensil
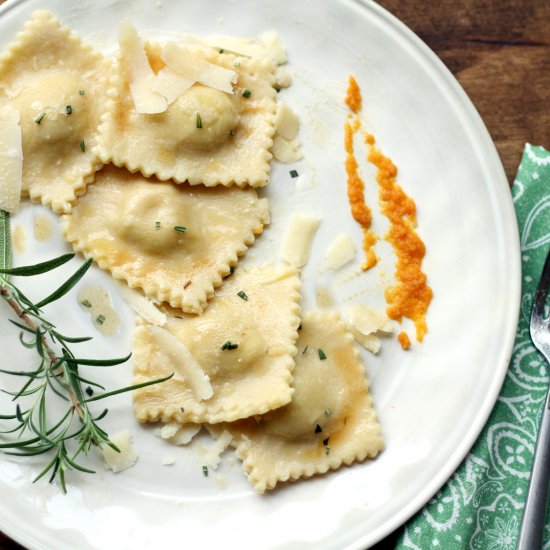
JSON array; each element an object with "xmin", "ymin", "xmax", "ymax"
[{"xmin": 517, "ymin": 247, "xmax": 550, "ymax": 550}]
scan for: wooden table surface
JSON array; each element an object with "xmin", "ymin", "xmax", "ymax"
[{"xmin": 0, "ymin": 1, "xmax": 548, "ymax": 549}]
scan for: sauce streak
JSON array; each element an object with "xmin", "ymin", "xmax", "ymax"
[
  {"xmin": 343, "ymin": 76, "xmax": 432, "ymax": 346},
  {"xmin": 367, "ymin": 136, "xmax": 432, "ymax": 344},
  {"xmin": 344, "ymin": 77, "xmax": 378, "ymax": 270}
]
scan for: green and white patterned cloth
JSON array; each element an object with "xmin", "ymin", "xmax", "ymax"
[{"xmin": 395, "ymin": 144, "xmax": 550, "ymax": 550}]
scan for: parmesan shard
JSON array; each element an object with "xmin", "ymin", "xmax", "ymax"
[
  {"xmin": 272, "ymin": 135, "xmax": 302, "ymax": 163},
  {"xmin": 349, "ymin": 325, "xmax": 382, "ymax": 354},
  {"xmin": 118, "ymin": 283, "xmax": 167, "ymax": 326},
  {"xmin": 0, "ymin": 100, "xmax": 22, "ymax": 213},
  {"xmin": 119, "ymin": 21, "xmax": 167, "ymax": 114},
  {"xmin": 146, "ymin": 325, "xmax": 213, "ymax": 401},
  {"xmin": 274, "ymin": 103, "xmax": 299, "ymax": 141},
  {"xmin": 161, "ymin": 42, "xmax": 237, "ymax": 94},
  {"xmin": 260, "ymin": 32, "xmax": 288, "ymax": 65},
  {"xmin": 101, "ymin": 431, "xmax": 138, "ymax": 473},
  {"xmin": 281, "ymin": 213, "xmax": 320, "ymax": 267},
  {"xmin": 348, "ymin": 304, "xmax": 393, "ymax": 335},
  {"xmin": 326, "ymin": 233, "xmax": 357, "ymax": 270},
  {"xmin": 157, "ymin": 422, "xmax": 202, "ymax": 446},
  {"xmin": 150, "ymin": 68, "xmax": 194, "ymax": 105},
  {"xmin": 203, "ymin": 430, "xmax": 233, "ymax": 470}
]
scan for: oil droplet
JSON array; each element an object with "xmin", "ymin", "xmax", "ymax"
[{"xmin": 77, "ymin": 285, "xmax": 121, "ymax": 336}]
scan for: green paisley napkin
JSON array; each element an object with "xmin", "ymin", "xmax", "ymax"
[{"xmin": 395, "ymin": 144, "xmax": 550, "ymax": 550}]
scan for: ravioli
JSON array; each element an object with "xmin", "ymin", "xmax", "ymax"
[
  {"xmin": 0, "ymin": 10, "xmax": 111, "ymax": 213},
  {"xmin": 96, "ymin": 41, "xmax": 277, "ymax": 187},
  {"xmin": 132, "ymin": 264, "xmax": 301, "ymax": 424},
  {"xmin": 223, "ymin": 310, "xmax": 383, "ymax": 493},
  {"xmin": 62, "ymin": 165, "xmax": 270, "ymax": 313}
]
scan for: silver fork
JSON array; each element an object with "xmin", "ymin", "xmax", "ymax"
[{"xmin": 517, "ymin": 247, "xmax": 550, "ymax": 550}]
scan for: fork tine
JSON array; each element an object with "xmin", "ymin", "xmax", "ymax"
[{"xmin": 531, "ymin": 247, "xmax": 550, "ymax": 329}]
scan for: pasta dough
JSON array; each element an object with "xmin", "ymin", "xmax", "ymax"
[
  {"xmin": 62, "ymin": 165, "xmax": 270, "ymax": 313},
  {"xmin": 97, "ymin": 41, "xmax": 277, "ymax": 187},
  {"xmin": 0, "ymin": 11, "xmax": 111, "ymax": 213},
  {"xmin": 223, "ymin": 310, "xmax": 383, "ymax": 493},
  {"xmin": 132, "ymin": 264, "xmax": 301, "ymax": 424}
]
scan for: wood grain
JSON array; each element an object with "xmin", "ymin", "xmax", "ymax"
[{"xmin": 0, "ymin": 1, "xmax": 548, "ymax": 549}]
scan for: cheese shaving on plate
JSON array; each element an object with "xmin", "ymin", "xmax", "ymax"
[{"xmin": 146, "ymin": 325, "xmax": 213, "ymax": 401}]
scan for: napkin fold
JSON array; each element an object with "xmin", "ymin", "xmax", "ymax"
[{"xmin": 395, "ymin": 144, "xmax": 550, "ymax": 550}]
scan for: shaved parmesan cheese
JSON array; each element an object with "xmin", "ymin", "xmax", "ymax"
[
  {"xmin": 119, "ymin": 21, "xmax": 167, "ymax": 114},
  {"xmin": 260, "ymin": 32, "xmax": 288, "ymax": 65},
  {"xmin": 161, "ymin": 42, "xmax": 237, "ymax": 94},
  {"xmin": 203, "ymin": 430, "xmax": 233, "ymax": 470},
  {"xmin": 349, "ymin": 325, "xmax": 382, "ymax": 354},
  {"xmin": 118, "ymin": 284, "xmax": 166, "ymax": 326},
  {"xmin": 102, "ymin": 431, "xmax": 138, "ymax": 473},
  {"xmin": 348, "ymin": 304, "xmax": 393, "ymax": 335},
  {"xmin": 147, "ymin": 325, "xmax": 213, "ymax": 401},
  {"xmin": 281, "ymin": 213, "xmax": 320, "ymax": 268},
  {"xmin": 272, "ymin": 135, "xmax": 302, "ymax": 163},
  {"xmin": 150, "ymin": 68, "xmax": 194, "ymax": 105},
  {"xmin": 326, "ymin": 233, "xmax": 356, "ymax": 270},
  {"xmin": 275, "ymin": 102, "xmax": 299, "ymax": 141},
  {"xmin": 156, "ymin": 421, "xmax": 202, "ymax": 446},
  {"xmin": 274, "ymin": 67, "xmax": 292, "ymax": 89},
  {"xmin": 0, "ymin": 100, "xmax": 22, "ymax": 213},
  {"xmin": 162, "ymin": 455, "xmax": 175, "ymax": 466},
  {"xmin": 258, "ymin": 266, "xmax": 298, "ymax": 285}
]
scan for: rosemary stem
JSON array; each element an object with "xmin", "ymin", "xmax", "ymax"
[{"xmin": 0, "ymin": 288, "xmax": 83, "ymax": 417}]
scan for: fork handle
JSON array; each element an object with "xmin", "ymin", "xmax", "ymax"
[{"xmin": 517, "ymin": 388, "xmax": 550, "ymax": 550}]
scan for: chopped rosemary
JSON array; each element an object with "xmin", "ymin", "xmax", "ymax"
[
  {"xmin": 237, "ymin": 290, "xmax": 248, "ymax": 301},
  {"xmin": 35, "ymin": 112, "xmax": 46, "ymax": 125},
  {"xmin": 174, "ymin": 226, "xmax": 187, "ymax": 234},
  {"xmin": 155, "ymin": 221, "xmax": 161, "ymax": 230},
  {"xmin": 318, "ymin": 348, "xmax": 327, "ymax": 360},
  {"xmin": 221, "ymin": 341, "xmax": 238, "ymax": 350},
  {"xmin": 96, "ymin": 314, "xmax": 106, "ymax": 325},
  {"xmin": 183, "ymin": 280, "xmax": 192, "ymax": 289},
  {"xmin": 79, "ymin": 89, "xmax": 85, "ymax": 95},
  {"xmin": 0, "ymin": 221, "xmax": 173, "ymax": 492},
  {"xmin": 302, "ymin": 345, "xmax": 308, "ymax": 354},
  {"xmin": 324, "ymin": 408, "xmax": 332, "ymax": 417},
  {"xmin": 219, "ymin": 48, "xmax": 225, "ymax": 54},
  {"xmin": 322, "ymin": 437, "xmax": 330, "ymax": 446},
  {"xmin": 242, "ymin": 89, "xmax": 251, "ymax": 98},
  {"xmin": 202, "ymin": 465, "xmax": 209, "ymax": 477},
  {"xmin": 325, "ymin": 446, "xmax": 331, "ymax": 456},
  {"xmin": 196, "ymin": 113, "xmax": 202, "ymax": 128},
  {"xmin": 315, "ymin": 424, "xmax": 323, "ymax": 434},
  {"xmin": 85, "ymin": 386, "xmax": 94, "ymax": 397},
  {"xmin": 234, "ymin": 60, "xmax": 241, "ymax": 67},
  {"xmin": 80, "ymin": 139, "xmax": 86, "ymax": 153},
  {"xmin": 65, "ymin": 105, "xmax": 72, "ymax": 115},
  {"xmin": 289, "ymin": 169, "xmax": 299, "ymax": 178},
  {"xmin": 80, "ymin": 299, "xmax": 92, "ymax": 308}
]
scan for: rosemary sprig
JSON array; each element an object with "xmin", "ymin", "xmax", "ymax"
[{"xmin": 0, "ymin": 210, "xmax": 172, "ymax": 491}]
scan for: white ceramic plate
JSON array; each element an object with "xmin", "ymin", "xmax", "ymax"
[{"xmin": 0, "ymin": 0, "xmax": 521, "ymax": 549}]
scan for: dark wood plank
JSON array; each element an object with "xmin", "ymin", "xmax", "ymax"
[{"xmin": 377, "ymin": 0, "xmax": 550, "ymax": 184}]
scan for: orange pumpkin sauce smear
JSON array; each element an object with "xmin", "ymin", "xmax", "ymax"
[
  {"xmin": 344, "ymin": 75, "xmax": 432, "ymax": 348},
  {"xmin": 367, "ymin": 137, "xmax": 433, "ymax": 345},
  {"xmin": 344, "ymin": 77, "xmax": 378, "ymax": 270}
]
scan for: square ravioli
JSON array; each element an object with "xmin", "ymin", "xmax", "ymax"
[
  {"xmin": 0, "ymin": 11, "xmax": 111, "ymax": 213},
  {"xmin": 62, "ymin": 165, "xmax": 270, "ymax": 313},
  {"xmin": 96, "ymin": 40, "xmax": 277, "ymax": 187},
  {"xmin": 132, "ymin": 264, "xmax": 301, "ymax": 424},
  {"xmin": 223, "ymin": 310, "xmax": 383, "ymax": 493}
]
